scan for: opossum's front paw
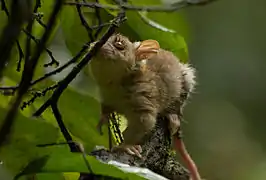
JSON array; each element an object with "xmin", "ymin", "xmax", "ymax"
[{"xmin": 111, "ymin": 144, "xmax": 142, "ymax": 158}]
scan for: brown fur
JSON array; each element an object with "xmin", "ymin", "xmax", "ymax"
[
  {"xmin": 90, "ymin": 34, "xmax": 200, "ymax": 180},
  {"xmin": 90, "ymin": 34, "xmax": 187, "ymax": 145}
]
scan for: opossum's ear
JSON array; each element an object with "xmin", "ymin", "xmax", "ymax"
[{"xmin": 135, "ymin": 40, "xmax": 160, "ymax": 60}]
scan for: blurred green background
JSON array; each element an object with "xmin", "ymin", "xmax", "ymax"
[
  {"xmin": 1, "ymin": 0, "xmax": 266, "ymax": 179},
  {"xmin": 183, "ymin": 0, "xmax": 266, "ymax": 179}
]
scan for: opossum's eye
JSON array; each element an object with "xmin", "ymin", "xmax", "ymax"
[
  {"xmin": 113, "ymin": 35, "xmax": 126, "ymax": 50},
  {"xmin": 113, "ymin": 41, "xmax": 125, "ymax": 50}
]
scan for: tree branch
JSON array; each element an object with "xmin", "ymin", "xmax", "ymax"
[
  {"xmin": 33, "ymin": 11, "xmax": 126, "ymax": 117},
  {"xmin": 0, "ymin": 42, "xmax": 88, "ymax": 92},
  {"xmin": 65, "ymin": 0, "xmax": 216, "ymax": 12},
  {"xmin": 0, "ymin": 0, "xmax": 25, "ymax": 73},
  {"xmin": 86, "ymin": 117, "xmax": 190, "ymax": 180},
  {"xmin": 0, "ymin": 0, "xmax": 29, "ymax": 78},
  {"xmin": 75, "ymin": 0, "xmax": 94, "ymax": 41},
  {"xmin": 93, "ymin": 0, "xmax": 103, "ymax": 39},
  {"xmin": 30, "ymin": 12, "xmax": 126, "ymax": 157},
  {"xmin": 0, "ymin": 0, "xmax": 66, "ymax": 147},
  {"xmin": 21, "ymin": 84, "xmax": 58, "ymax": 110}
]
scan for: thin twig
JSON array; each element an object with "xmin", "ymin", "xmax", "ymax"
[
  {"xmin": 1, "ymin": 0, "xmax": 56, "ymax": 71},
  {"xmin": 32, "ymin": 1, "xmax": 59, "ymax": 68},
  {"xmin": 51, "ymin": 102, "xmax": 81, "ymax": 152},
  {"xmin": 33, "ymin": 0, "xmax": 47, "ymax": 28},
  {"xmin": 2, "ymin": 0, "xmax": 58, "ymax": 68},
  {"xmin": 31, "ymin": 13, "xmax": 126, "ymax": 155},
  {"xmin": 65, "ymin": 0, "xmax": 217, "ymax": 11},
  {"xmin": 50, "ymin": 102, "xmax": 94, "ymax": 173},
  {"xmin": 33, "ymin": 12, "xmax": 47, "ymax": 29},
  {"xmin": 91, "ymin": 22, "xmax": 112, "ymax": 30},
  {"xmin": 65, "ymin": 1, "xmax": 188, "ymax": 12},
  {"xmin": 0, "ymin": 21, "xmax": 122, "ymax": 93},
  {"xmin": 0, "ymin": 0, "xmax": 10, "ymax": 16},
  {"xmin": 0, "ymin": 0, "xmax": 65, "ymax": 147},
  {"xmin": 0, "ymin": 0, "xmax": 28, "ymax": 77},
  {"xmin": 75, "ymin": 0, "xmax": 94, "ymax": 41},
  {"xmin": 0, "ymin": 42, "xmax": 89, "ymax": 92},
  {"xmin": 22, "ymin": 29, "xmax": 59, "ymax": 67},
  {"xmin": 93, "ymin": 0, "xmax": 103, "ymax": 39},
  {"xmin": 27, "ymin": 0, "xmax": 55, "ymax": 68},
  {"xmin": 16, "ymin": 41, "xmax": 24, "ymax": 72},
  {"xmin": 21, "ymin": 84, "xmax": 58, "ymax": 110},
  {"xmin": 24, "ymin": 4, "xmax": 35, "ymax": 66},
  {"xmin": 33, "ymin": 11, "xmax": 126, "ymax": 117},
  {"xmin": 0, "ymin": 0, "xmax": 25, "ymax": 72}
]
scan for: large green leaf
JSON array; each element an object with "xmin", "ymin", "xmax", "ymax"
[
  {"xmin": 98, "ymin": 0, "xmax": 189, "ymax": 62},
  {"xmin": 0, "ymin": 0, "xmax": 192, "ymax": 179},
  {"xmin": 60, "ymin": 5, "xmax": 90, "ymax": 56},
  {"xmin": 15, "ymin": 146, "xmax": 146, "ymax": 180},
  {"xmin": 0, "ymin": 107, "xmax": 59, "ymax": 175}
]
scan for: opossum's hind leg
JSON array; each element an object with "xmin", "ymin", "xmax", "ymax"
[
  {"xmin": 123, "ymin": 111, "xmax": 157, "ymax": 144},
  {"xmin": 113, "ymin": 111, "xmax": 157, "ymax": 158}
]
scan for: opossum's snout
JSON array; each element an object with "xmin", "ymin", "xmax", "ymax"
[
  {"xmin": 98, "ymin": 34, "xmax": 136, "ymax": 65},
  {"xmin": 99, "ymin": 42, "xmax": 116, "ymax": 59}
]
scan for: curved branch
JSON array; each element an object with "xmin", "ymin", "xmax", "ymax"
[{"xmin": 87, "ymin": 118, "xmax": 190, "ymax": 180}]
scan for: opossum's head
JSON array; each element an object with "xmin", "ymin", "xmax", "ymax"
[
  {"xmin": 90, "ymin": 33, "xmax": 160, "ymax": 83},
  {"xmin": 96, "ymin": 33, "xmax": 160, "ymax": 69},
  {"xmin": 96, "ymin": 33, "xmax": 138, "ymax": 69}
]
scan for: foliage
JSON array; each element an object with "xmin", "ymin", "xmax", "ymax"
[{"xmin": 0, "ymin": 0, "xmax": 214, "ymax": 179}]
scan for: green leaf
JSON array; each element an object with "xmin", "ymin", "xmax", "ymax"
[
  {"xmin": 99, "ymin": 0, "xmax": 189, "ymax": 62},
  {"xmin": 56, "ymin": 88, "xmax": 109, "ymax": 151},
  {"xmin": 16, "ymin": 146, "xmax": 146, "ymax": 180},
  {"xmin": 138, "ymin": 11, "xmax": 176, "ymax": 33},
  {"xmin": 60, "ymin": 5, "xmax": 90, "ymax": 56},
  {"xmin": 0, "ymin": 107, "xmax": 59, "ymax": 175},
  {"xmin": 121, "ymin": 11, "xmax": 189, "ymax": 62},
  {"xmin": 98, "ymin": 0, "xmax": 119, "ymax": 16},
  {"xmin": 0, "ymin": 1, "xmax": 192, "ymax": 179}
]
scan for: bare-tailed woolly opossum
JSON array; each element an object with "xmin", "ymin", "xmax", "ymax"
[{"xmin": 89, "ymin": 33, "xmax": 200, "ymax": 180}]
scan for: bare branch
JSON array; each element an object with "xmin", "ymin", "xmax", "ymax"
[
  {"xmin": 0, "ymin": 0, "xmax": 66, "ymax": 147},
  {"xmin": 0, "ymin": 0, "xmax": 29, "ymax": 77},
  {"xmin": 51, "ymin": 102, "xmax": 82, "ymax": 152},
  {"xmin": 65, "ymin": 0, "xmax": 216, "ymax": 12},
  {"xmin": 21, "ymin": 84, "xmax": 58, "ymax": 110},
  {"xmin": 33, "ymin": 12, "xmax": 47, "ymax": 29},
  {"xmin": 0, "ymin": 42, "xmax": 89, "ymax": 92},
  {"xmin": 0, "ymin": 0, "xmax": 216, "ymax": 178},
  {"xmin": 33, "ymin": 12, "xmax": 126, "ymax": 117},
  {"xmin": 16, "ymin": 41, "xmax": 24, "ymax": 72},
  {"xmin": 75, "ymin": 0, "xmax": 94, "ymax": 41},
  {"xmin": 0, "ymin": 0, "xmax": 25, "ymax": 72},
  {"xmin": 93, "ymin": 0, "xmax": 103, "ymax": 39}
]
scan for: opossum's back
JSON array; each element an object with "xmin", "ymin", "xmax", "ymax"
[{"xmin": 147, "ymin": 49, "xmax": 183, "ymax": 111}]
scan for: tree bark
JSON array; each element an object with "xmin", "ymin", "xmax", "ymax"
[{"xmin": 81, "ymin": 117, "xmax": 190, "ymax": 180}]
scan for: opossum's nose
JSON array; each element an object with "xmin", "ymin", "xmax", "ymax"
[
  {"xmin": 98, "ymin": 42, "xmax": 115, "ymax": 58},
  {"xmin": 101, "ymin": 43, "xmax": 110, "ymax": 51}
]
